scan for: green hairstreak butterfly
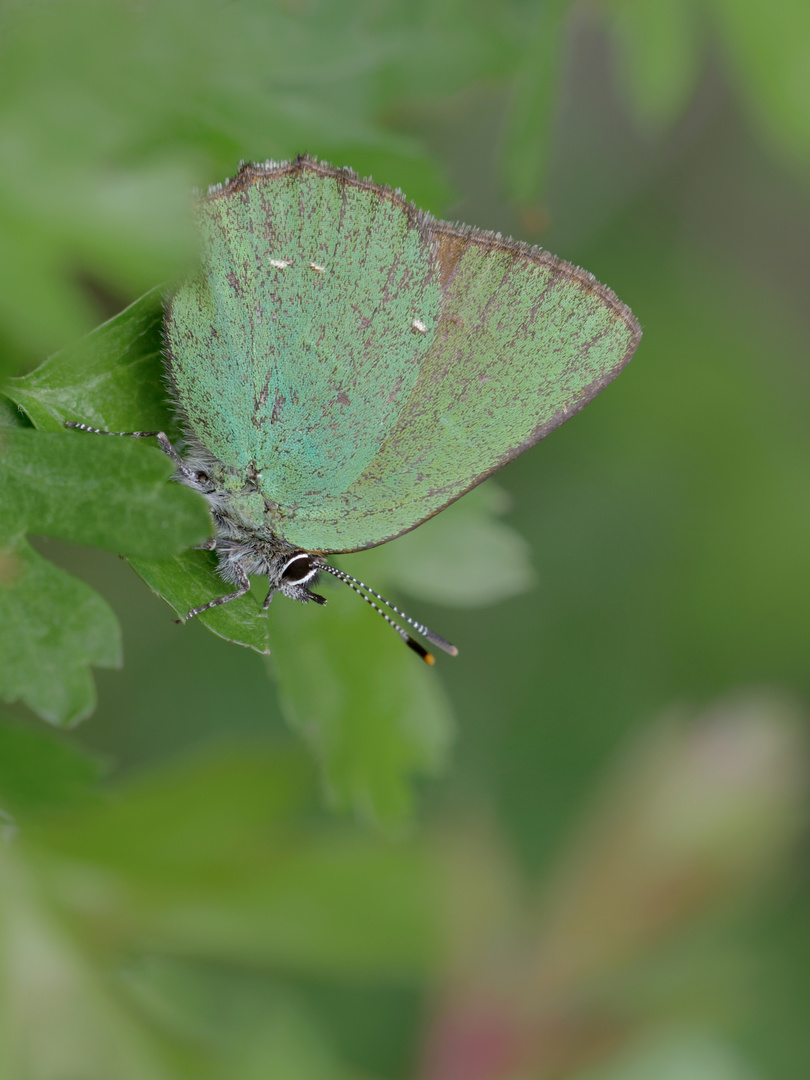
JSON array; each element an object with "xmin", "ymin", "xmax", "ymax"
[{"xmin": 69, "ymin": 156, "xmax": 641, "ymax": 662}]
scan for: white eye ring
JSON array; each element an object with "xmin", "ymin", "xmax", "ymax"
[{"xmin": 280, "ymin": 553, "xmax": 319, "ymax": 585}]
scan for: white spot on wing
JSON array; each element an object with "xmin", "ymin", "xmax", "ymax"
[
  {"xmin": 269, "ymin": 259, "xmax": 292, "ymax": 269},
  {"xmin": 412, "ymin": 318, "xmax": 427, "ymax": 334},
  {"xmin": 309, "ymin": 262, "xmax": 326, "ymax": 273}
]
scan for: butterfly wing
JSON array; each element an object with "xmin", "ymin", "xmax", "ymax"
[
  {"xmin": 165, "ymin": 160, "xmax": 441, "ymax": 508},
  {"xmin": 166, "ymin": 159, "xmax": 641, "ymax": 554}
]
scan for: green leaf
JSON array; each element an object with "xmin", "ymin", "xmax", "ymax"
[
  {"xmin": 0, "ymin": 396, "xmax": 29, "ymax": 430},
  {"xmin": 268, "ymin": 584, "xmax": 454, "ymax": 831},
  {"xmin": 4, "ymin": 289, "xmax": 266, "ymax": 652},
  {"xmin": 0, "ymin": 318, "xmax": 211, "ymax": 724},
  {"xmin": 5, "ymin": 288, "xmax": 175, "ymax": 436},
  {"xmin": 129, "ymin": 550, "xmax": 271, "ymax": 654},
  {"xmin": 0, "ymin": 718, "xmax": 103, "ymax": 817},
  {"xmin": 0, "ymin": 429, "xmax": 210, "ymax": 558},
  {"xmin": 0, "ymin": 537, "xmax": 121, "ymax": 726}
]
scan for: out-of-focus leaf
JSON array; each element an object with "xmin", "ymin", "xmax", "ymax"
[
  {"xmin": 269, "ymin": 585, "xmax": 454, "ymax": 831},
  {"xmin": 33, "ymin": 748, "xmax": 437, "ymax": 976},
  {"xmin": 0, "ymin": 0, "xmax": 197, "ymax": 369},
  {"xmin": 606, "ymin": 0, "xmax": 704, "ymax": 129},
  {"xmin": 0, "ymin": 0, "xmax": 455, "ymax": 371},
  {"xmin": 347, "ymin": 482, "xmax": 535, "ymax": 609},
  {"xmin": 578, "ymin": 1030, "xmax": 763, "ymax": 1080},
  {"xmin": 126, "ymin": 967, "xmax": 360, "ymax": 1080},
  {"xmin": 0, "ymin": 719, "xmax": 103, "ymax": 817},
  {"xmin": 711, "ymin": 0, "xmax": 810, "ymax": 177},
  {"xmin": 121, "ymin": 956, "xmax": 383, "ymax": 1080},
  {"xmin": 421, "ymin": 694, "xmax": 808, "ymax": 1080},
  {"xmin": 524, "ymin": 691, "xmax": 809, "ymax": 990},
  {"xmin": 374, "ymin": 0, "xmax": 525, "ymax": 102},
  {"xmin": 0, "ymin": 538, "xmax": 121, "ymax": 726},
  {"xmin": 502, "ymin": 0, "xmax": 570, "ymax": 212},
  {"xmin": 206, "ymin": 997, "xmax": 359, "ymax": 1080},
  {"xmin": 0, "ymin": 843, "xmax": 179, "ymax": 1080}
]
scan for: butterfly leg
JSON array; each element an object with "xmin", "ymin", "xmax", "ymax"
[
  {"xmin": 263, "ymin": 586, "xmax": 275, "ymax": 610},
  {"xmin": 65, "ymin": 421, "xmax": 198, "ymax": 485},
  {"xmin": 184, "ymin": 563, "xmax": 251, "ymax": 620}
]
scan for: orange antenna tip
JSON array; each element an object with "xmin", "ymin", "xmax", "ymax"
[{"xmin": 406, "ymin": 636, "xmax": 434, "ymax": 663}]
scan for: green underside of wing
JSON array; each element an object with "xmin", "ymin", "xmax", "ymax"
[
  {"xmin": 166, "ymin": 171, "xmax": 439, "ymax": 503},
  {"xmin": 275, "ymin": 239, "xmax": 639, "ymax": 552},
  {"xmin": 167, "ymin": 165, "xmax": 639, "ymax": 554}
]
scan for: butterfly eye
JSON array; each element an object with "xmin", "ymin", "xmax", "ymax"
[{"xmin": 280, "ymin": 553, "xmax": 317, "ymax": 583}]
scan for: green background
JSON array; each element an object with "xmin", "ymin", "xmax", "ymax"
[{"xmin": 0, "ymin": 1, "xmax": 809, "ymax": 1077}]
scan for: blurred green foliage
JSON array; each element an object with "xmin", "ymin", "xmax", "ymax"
[{"xmin": 1, "ymin": 0, "xmax": 809, "ymax": 1077}]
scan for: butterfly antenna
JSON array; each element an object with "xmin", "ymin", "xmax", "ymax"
[{"xmin": 318, "ymin": 564, "xmax": 458, "ymax": 663}]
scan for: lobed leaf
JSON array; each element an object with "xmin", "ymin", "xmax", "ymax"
[
  {"xmin": 0, "ymin": 291, "xmax": 217, "ymax": 724},
  {"xmin": 5, "ymin": 288, "xmax": 175, "ymax": 436},
  {"xmin": 0, "ymin": 537, "xmax": 121, "ymax": 727}
]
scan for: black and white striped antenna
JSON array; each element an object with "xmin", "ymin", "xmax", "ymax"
[{"xmin": 317, "ymin": 564, "xmax": 458, "ymax": 665}]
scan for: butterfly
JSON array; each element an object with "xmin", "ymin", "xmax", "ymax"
[{"xmin": 69, "ymin": 156, "xmax": 641, "ymax": 662}]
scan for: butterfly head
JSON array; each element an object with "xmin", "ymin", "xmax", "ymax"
[
  {"xmin": 270, "ymin": 549, "xmax": 458, "ymax": 663},
  {"xmin": 276, "ymin": 551, "xmax": 327, "ymax": 606}
]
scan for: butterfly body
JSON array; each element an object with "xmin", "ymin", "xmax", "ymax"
[{"xmin": 167, "ymin": 443, "xmax": 324, "ymax": 608}]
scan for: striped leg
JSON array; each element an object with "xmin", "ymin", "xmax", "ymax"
[
  {"xmin": 65, "ymin": 420, "xmax": 197, "ymax": 485},
  {"xmin": 183, "ymin": 563, "xmax": 251, "ymax": 620}
]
